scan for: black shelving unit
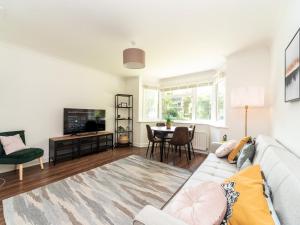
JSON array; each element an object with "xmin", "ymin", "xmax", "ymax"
[{"xmin": 115, "ymin": 94, "xmax": 133, "ymax": 147}]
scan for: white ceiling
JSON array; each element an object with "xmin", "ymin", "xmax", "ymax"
[{"xmin": 0, "ymin": 0, "xmax": 287, "ymax": 79}]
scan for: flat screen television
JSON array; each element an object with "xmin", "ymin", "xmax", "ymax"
[{"xmin": 64, "ymin": 108, "xmax": 106, "ymax": 135}]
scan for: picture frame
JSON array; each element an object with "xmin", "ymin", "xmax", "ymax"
[{"xmin": 285, "ymin": 28, "xmax": 300, "ymax": 102}]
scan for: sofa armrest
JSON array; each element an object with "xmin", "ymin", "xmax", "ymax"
[
  {"xmin": 133, "ymin": 205, "xmax": 188, "ymax": 225},
  {"xmin": 210, "ymin": 142, "xmax": 222, "ymax": 153}
]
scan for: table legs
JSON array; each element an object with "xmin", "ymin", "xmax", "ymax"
[
  {"xmin": 160, "ymin": 138, "xmax": 165, "ymax": 162},
  {"xmin": 187, "ymin": 143, "xmax": 191, "ymax": 160}
]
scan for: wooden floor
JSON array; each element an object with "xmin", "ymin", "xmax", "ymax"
[{"xmin": 0, "ymin": 147, "xmax": 207, "ymax": 225}]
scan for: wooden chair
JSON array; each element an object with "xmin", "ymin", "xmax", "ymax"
[
  {"xmin": 146, "ymin": 125, "xmax": 161, "ymax": 158},
  {"xmin": 189, "ymin": 125, "xmax": 196, "ymax": 157},
  {"xmin": 167, "ymin": 127, "xmax": 190, "ymax": 162},
  {"xmin": 0, "ymin": 130, "xmax": 44, "ymax": 181}
]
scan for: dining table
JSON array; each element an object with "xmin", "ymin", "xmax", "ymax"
[{"xmin": 151, "ymin": 126, "xmax": 193, "ymax": 162}]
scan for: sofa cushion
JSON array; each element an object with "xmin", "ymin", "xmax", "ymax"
[
  {"xmin": 164, "ymin": 182, "xmax": 227, "ymax": 225},
  {"xmin": 263, "ymin": 180, "xmax": 281, "ymax": 225},
  {"xmin": 0, "ymin": 148, "xmax": 43, "ymax": 164},
  {"xmin": 236, "ymin": 143, "xmax": 255, "ymax": 169},
  {"xmin": 215, "ymin": 140, "xmax": 237, "ymax": 157},
  {"xmin": 228, "ymin": 136, "xmax": 251, "ymax": 163},
  {"xmin": 224, "ymin": 165, "xmax": 275, "ymax": 225},
  {"xmin": 181, "ymin": 154, "xmax": 237, "ymax": 190},
  {"xmin": 239, "ymin": 158, "xmax": 252, "ymax": 170},
  {"xmin": 253, "ymin": 135, "xmax": 283, "ymax": 164},
  {"xmin": 253, "ymin": 137, "xmax": 300, "ymax": 225}
]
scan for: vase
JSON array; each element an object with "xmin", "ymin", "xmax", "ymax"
[{"xmin": 166, "ymin": 123, "xmax": 171, "ymax": 129}]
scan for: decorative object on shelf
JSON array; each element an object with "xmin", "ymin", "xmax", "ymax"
[
  {"xmin": 231, "ymin": 87, "xmax": 264, "ymax": 136},
  {"xmin": 223, "ymin": 134, "xmax": 228, "ymax": 142},
  {"xmin": 118, "ymin": 134, "xmax": 129, "ymax": 144},
  {"xmin": 166, "ymin": 115, "xmax": 172, "ymax": 129},
  {"xmin": 285, "ymin": 28, "xmax": 300, "ymax": 102},
  {"xmin": 118, "ymin": 126, "xmax": 125, "ymax": 132},
  {"xmin": 123, "ymin": 42, "xmax": 145, "ymax": 69},
  {"xmin": 115, "ymin": 94, "xmax": 133, "ymax": 147},
  {"xmin": 121, "ymin": 102, "xmax": 128, "ymax": 107}
]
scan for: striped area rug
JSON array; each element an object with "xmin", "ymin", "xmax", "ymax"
[{"xmin": 3, "ymin": 155, "xmax": 191, "ymax": 225}]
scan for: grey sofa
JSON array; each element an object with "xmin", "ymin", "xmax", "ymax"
[{"xmin": 134, "ymin": 135, "xmax": 300, "ymax": 225}]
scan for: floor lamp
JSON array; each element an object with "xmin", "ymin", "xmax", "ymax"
[{"xmin": 231, "ymin": 87, "xmax": 265, "ymax": 137}]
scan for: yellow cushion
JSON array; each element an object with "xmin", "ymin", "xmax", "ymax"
[
  {"xmin": 227, "ymin": 136, "xmax": 250, "ymax": 162},
  {"xmin": 225, "ymin": 165, "xmax": 275, "ymax": 225}
]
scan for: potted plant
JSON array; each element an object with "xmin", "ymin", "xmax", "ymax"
[{"xmin": 166, "ymin": 115, "xmax": 172, "ymax": 129}]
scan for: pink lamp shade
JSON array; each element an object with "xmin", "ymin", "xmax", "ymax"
[
  {"xmin": 231, "ymin": 87, "xmax": 265, "ymax": 107},
  {"xmin": 123, "ymin": 48, "xmax": 145, "ymax": 69}
]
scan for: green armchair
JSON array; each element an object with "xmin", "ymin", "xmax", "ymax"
[{"xmin": 0, "ymin": 130, "xmax": 44, "ymax": 181}]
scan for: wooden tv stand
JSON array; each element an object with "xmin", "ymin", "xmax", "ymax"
[{"xmin": 49, "ymin": 131, "xmax": 113, "ymax": 165}]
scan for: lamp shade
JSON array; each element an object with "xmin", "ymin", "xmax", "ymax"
[
  {"xmin": 123, "ymin": 48, "xmax": 145, "ymax": 69},
  {"xmin": 231, "ymin": 87, "xmax": 265, "ymax": 107}
]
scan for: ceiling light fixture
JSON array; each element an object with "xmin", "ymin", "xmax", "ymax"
[{"xmin": 123, "ymin": 42, "xmax": 145, "ymax": 69}]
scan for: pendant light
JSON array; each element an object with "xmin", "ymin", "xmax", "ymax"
[{"xmin": 123, "ymin": 42, "xmax": 145, "ymax": 69}]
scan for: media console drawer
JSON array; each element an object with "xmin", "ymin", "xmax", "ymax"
[{"xmin": 49, "ymin": 132, "xmax": 113, "ymax": 165}]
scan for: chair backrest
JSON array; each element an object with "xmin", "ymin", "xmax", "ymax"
[
  {"xmin": 189, "ymin": 125, "xmax": 196, "ymax": 141},
  {"xmin": 170, "ymin": 127, "xmax": 189, "ymax": 146},
  {"xmin": 146, "ymin": 125, "xmax": 154, "ymax": 142},
  {"xmin": 0, "ymin": 130, "xmax": 26, "ymax": 156},
  {"xmin": 156, "ymin": 122, "xmax": 166, "ymax": 127}
]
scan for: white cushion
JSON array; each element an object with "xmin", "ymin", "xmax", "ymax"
[
  {"xmin": 0, "ymin": 134, "xmax": 27, "ymax": 155},
  {"xmin": 215, "ymin": 140, "xmax": 237, "ymax": 157},
  {"xmin": 164, "ymin": 182, "xmax": 227, "ymax": 225}
]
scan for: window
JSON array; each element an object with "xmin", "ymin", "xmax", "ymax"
[
  {"xmin": 196, "ymin": 85, "xmax": 212, "ymax": 120},
  {"xmin": 161, "ymin": 84, "xmax": 213, "ymax": 121},
  {"xmin": 141, "ymin": 75, "xmax": 226, "ymax": 123},
  {"xmin": 216, "ymin": 78, "xmax": 225, "ymax": 121},
  {"xmin": 142, "ymin": 87, "xmax": 159, "ymax": 120},
  {"xmin": 161, "ymin": 88, "xmax": 193, "ymax": 120}
]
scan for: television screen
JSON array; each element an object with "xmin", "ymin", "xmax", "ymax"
[{"xmin": 64, "ymin": 108, "xmax": 106, "ymax": 135}]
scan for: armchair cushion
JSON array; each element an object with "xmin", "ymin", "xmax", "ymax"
[
  {"xmin": 0, "ymin": 130, "xmax": 26, "ymax": 156},
  {"xmin": 0, "ymin": 134, "xmax": 27, "ymax": 155},
  {"xmin": 0, "ymin": 148, "xmax": 43, "ymax": 164}
]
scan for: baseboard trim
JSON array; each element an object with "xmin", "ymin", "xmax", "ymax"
[{"xmin": 133, "ymin": 142, "xmax": 148, "ymax": 148}]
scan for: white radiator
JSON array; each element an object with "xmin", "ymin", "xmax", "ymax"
[{"xmin": 192, "ymin": 131, "xmax": 209, "ymax": 152}]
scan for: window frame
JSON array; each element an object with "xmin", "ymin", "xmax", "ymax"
[
  {"xmin": 142, "ymin": 86, "xmax": 160, "ymax": 121},
  {"xmin": 141, "ymin": 76, "xmax": 226, "ymax": 124}
]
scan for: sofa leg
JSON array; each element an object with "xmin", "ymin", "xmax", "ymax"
[
  {"xmin": 39, "ymin": 157, "xmax": 44, "ymax": 170},
  {"xmin": 19, "ymin": 164, "xmax": 23, "ymax": 181}
]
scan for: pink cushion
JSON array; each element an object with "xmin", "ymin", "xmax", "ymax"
[
  {"xmin": 0, "ymin": 134, "xmax": 27, "ymax": 155},
  {"xmin": 215, "ymin": 140, "xmax": 237, "ymax": 157},
  {"xmin": 164, "ymin": 182, "xmax": 227, "ymax": 225}
]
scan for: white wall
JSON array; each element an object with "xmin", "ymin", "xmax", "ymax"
[
  {"xmin": 159, "ymin": 70, "xmax": 216, "ymax": 88},
  {"xmin": 0, "ymin": 41, "xmax": 125, "ymax": 172},
  {"xmin": 225, "ymin": 45, "xmax": 271, "ymax": 140},
  {"xmin": 270, "ymin": 0, "xmax": 300, "ymax": 157},
  {"xmin": 130, "ymin": 47, "xmax": 272, "ymax": 148}
]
